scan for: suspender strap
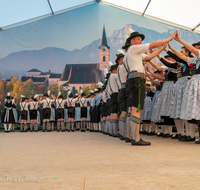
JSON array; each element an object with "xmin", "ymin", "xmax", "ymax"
[
  {"xmin": 80, "ymin": 98, "xmax": 86, "ymax": 107},
  {"xmin": 46, "ymin": 99, "xmax": 50, "ymax": 108},
  {"xmin": 69, "ymin": 99, "xmax": 73, "ymax": 107},
  {"xmin": 58, "ymin": 100, "xmax": 63, "ymax": 108}
]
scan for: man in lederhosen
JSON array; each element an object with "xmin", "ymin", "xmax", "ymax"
[
  {"xmin": 67, "ymin": 93, "xmax": 79, "ymax": 132},
  {"xmin": 107, "ymin": 64, "xmax": 119, "ymax": 137},
  {"xmin": 40, "ymin": 91, "xmax": 55, "ymax": 132},
  {"xmin": 29, "ymin": 95, "xmax": 40, "ymax": 132},
  {"xmin": 20, "ymin": 96, "xmax": 29, "ymax": 132},
  {"xmin": 56, "ymin": 93, "xmax": 67, "ymax": 132},
  {"xmin": 115, "ymin": 50, "xmax": 126, "ymax": 140},
  {"xmin": 125, "ymin": 31, "xmax": 176, "ymax": 145}
]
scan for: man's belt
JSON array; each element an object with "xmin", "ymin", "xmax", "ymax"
[{"xmin": 128, "ymin": 71, "xmax": 146, "ymax": 80}]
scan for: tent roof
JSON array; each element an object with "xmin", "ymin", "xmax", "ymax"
[{"xmin": 0, "ymin": 0, "xmax": 199, "ymax": 33}]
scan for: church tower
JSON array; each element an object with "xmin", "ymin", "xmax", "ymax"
[{"xmin": 99, "ymin": 24, "xmax": 110, "ymax": 71}]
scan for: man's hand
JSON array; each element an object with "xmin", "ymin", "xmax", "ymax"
[
  {"xmin": 174, "ymin": 31, "xmax": 181, "ymax": 42},
  {"xmin": 169, "ymin": 30, "xmax": 177, "ymax": 41}
]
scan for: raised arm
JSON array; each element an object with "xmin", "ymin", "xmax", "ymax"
[
  {"xmin": 146, "ymin": 70, "xmax": 165, "ymax": 81},
  {"xmin": 146, "ymin": 72, "xmax": 160, "ymax": 85},
  {"xmin": 168, "ymin": 42, "xmax": 188, "ymax": 62},
  {"xmin": 149, "ymin": 31, "xmax": 176, "ymax": 50},
  {"xmin": 158, "ymin": 55, "xmax": 178, "ymax": 69},
  {"xmin": 144, "ymin": 44, "xmax": 167, "ymax": 61},
  {"xmin": 174, "ymin": 32, "xmax": 199, "ymax": 57},
  {"xmin": 148, "ymin": 60, "xmax": 164, "ymax": 72}
]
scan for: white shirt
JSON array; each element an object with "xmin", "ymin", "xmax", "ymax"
[
  {"xmin": 20, "ymin": 102, "xmax": 29, "ymax": 111},
  {"xmin": 107, "ymin": 73, "xmax": 119, "ymax": 95},
  {"xmin": 67, "ymin": 98, "xmax": 78, "ymax": 107},
  {"xmin": 126, "ymin": 43, "xmax": 149, "ymax": 73},
  {"xmin": 29, "ymin": 102, "xmax": 39, "ymax": 110},
  {"xmin": 187, "ymin": 51, "xmax": 200, "ymax": 65},
  {"xmin": 90, "ymin": 98, "xmax": 94, "ymax": 107},
  {"xmin": 56, "ymin": 99, "xmax": 67, "ymax": 109},
  {"xmin": 101, "ymin": 91, "xmax": 107, "ymax": 103},
  {"xmin": 40, "ymin": 98, "xmax": 55, "ymax": 108},
  {"xmin": 79, "ymin": 98, "xmax": 89, "ymax": 107},
  {"xmin": 117, "ymin": 64, "xmax": 128, "ymax": 88}
]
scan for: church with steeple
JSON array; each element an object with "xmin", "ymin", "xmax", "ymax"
[{"xmin": 58, "ymin": 24, "xmax": 110, "ymax": 91}]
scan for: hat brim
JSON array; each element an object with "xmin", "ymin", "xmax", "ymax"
[
  {"xmin": 127, "ymin": 34, "xmax": 145, "ymax": 42},
  {"xmin": 122, "ymin": 44, "xmax": 130, "ymax": 49},
  {"xmin": 115, "ymin": 54, "xmax": 125, "ymax": 64},
  {"xmin": 192, "ymin": 42, "xmax": 200, "ymax": 47}
]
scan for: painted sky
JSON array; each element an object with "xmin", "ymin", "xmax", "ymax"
[{"xmin": 0, "ymin": 2, "xmax": 200, "ymax": 59}]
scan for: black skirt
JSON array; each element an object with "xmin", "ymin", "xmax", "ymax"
[{"xmin": 2, "ymin": 108, "xmax": 15, "ymax": 124}]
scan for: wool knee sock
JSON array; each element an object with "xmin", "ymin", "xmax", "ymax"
[
  {"xmin": 126, "ymin": 113, "xmax": 131, "ymax": 139},
  {"xmin": 51, "ymin": 122, "xmax": 54, "ymax": 130},
  {"xmin": 61, "ymin": 122, "xmax": 64, "ymax": 130},
  {"xmin": 30, "ymin": 123, "xmax": 33, "ymax": 131},
  {"xmin": 57, "ymin": 122, "xmax": 60, "ymax": 130},
  {"xmin": 34, "ymin": 123, "xmax": 38, "ymax": 131},
  {"xmin": 130, "ymin": 115, "xmax": 140, "ymax": 142}
]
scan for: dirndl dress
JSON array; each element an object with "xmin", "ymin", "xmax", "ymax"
[
  {"xmin": 64, "ymin": 109, "xmax": 68, "ymax": 123},
  {"xmin": 180, "ymin": 74, "xmax": 200, "ymax": 120},
  {"xmin": 169, "ymin": 76, "xmax": 190, "ymax": 119},
  {"xmin": 50, "ymin": 107, "xmax": 55, "ymax": 121},
  {"xmin": 140, "ymin": 96, "xmax": 152, "ymax": 122},
  {"xmin": 156, "ymin": 81, "xmax": 175, "ymax": 120},
  {"xmin": 12, "ymin": 107, "xmax": 18, "ymax": 123},
  {"xmin": 86, "ymin": 106, "xmax": 90, "ymax": 122},
  {"xmin": 74, "ymin": 107, "xmax": 81, "ymax": 122},
  {"xmin": 2, "ymin": 101, "xmax": 15, "ymax": 124}
]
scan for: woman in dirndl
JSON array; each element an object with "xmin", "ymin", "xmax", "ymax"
[
  {"xmin": 146, "ymin": 69, "xmax": 164, "ymax": 135},
  {"xmin": 2, "ymin": 93, "xmax": 16, "ymax": 132},
  {"xmin": 140, "ymin": 83, "xmax": 155, "ymax": 135},
  {"xmin": 161, "ymin": 43, "xmax": 193, "ymax": 140},
  {"xmin": 147, "ymin": 57, "xmax": 177, "ymax": 138},
  {"xmin": 169, "ymin": 33, "xmax": 200, "ymax": 143}
]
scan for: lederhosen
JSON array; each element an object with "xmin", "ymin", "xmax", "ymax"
[
  {"xmin": 80, "ymin": 99, "xmax": 87, "ymax": 118},
  {"xmin": 117, "ymin": 67, "xmax": 127, "ymax": 112},
  {"xmin": 68, "ymin": 99, "xmax": 75, "ymax": 118},
  {"xmin": 109, "ymin": 77, "xmax": 119, "ymax": 114},
  {"xmin": 30, "ymin": 102, "xmax": 38, "ymax": 120},
  {"xmin": 2, "ymin": 101, "xmax": 15, "ymax": 124},
  {"xmin": 124, "ymin": 55, "xmax": 146, "ymax": 109},
  {"xmin": 56, "ymin": 100, "xmax": 64, "ymax": 120},
  {"xmin": 21, "ymin": 103, "xmax": 28, "ymax": 120},
  {"xmin": 43, "ymin": 100, "xmax": 51, "ymax": 119}
]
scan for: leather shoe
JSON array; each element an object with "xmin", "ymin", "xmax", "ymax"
[{"xmin": 131, "ymin": 138, "xmax": 151, "ymax": 146}]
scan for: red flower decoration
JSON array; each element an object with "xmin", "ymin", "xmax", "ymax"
[
  {"xmin": 176, "ymin": 63, "xmax": 181, "ymax": 68},
  {"xmin": 189, "ymin": 63, "xmax": 194, "ymax": 68}
]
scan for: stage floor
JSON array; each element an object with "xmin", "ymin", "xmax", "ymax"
[{"xmin": 0, "ymin": 131, "xmax": 200, "ymax": 190}]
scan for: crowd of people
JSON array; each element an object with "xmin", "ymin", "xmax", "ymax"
[{"xmin": 1, "ymin": 30, "xmax": 200, "ymax": 146}]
